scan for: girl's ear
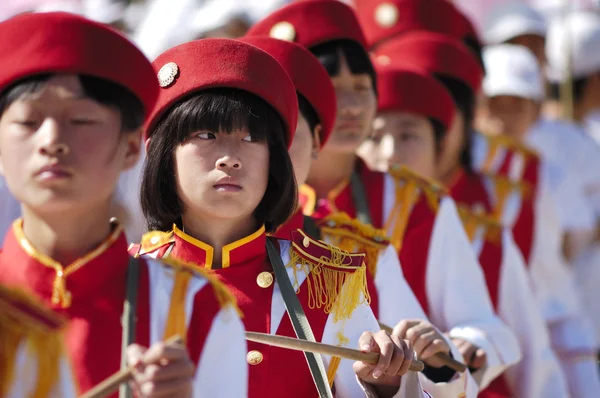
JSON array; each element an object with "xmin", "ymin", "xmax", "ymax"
[
  {"xmin": 312, "ymin": 125, "xmax": 322, "ymax": 159},
  {"xmin": 145, "ymin": 137, "xmax": 152, "ymax": 153},
  {"xmin": 123, "ymin": 128, "xmax": 142, "ymax": 171}
]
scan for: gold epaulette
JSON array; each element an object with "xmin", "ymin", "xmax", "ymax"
[
  {"xmin": 318, "ymin": 212, "xmax": 390, "ymax": 278},
  {"xmin": 288, "ymin": 229, "xmax": 370, "ymax": 322},
  {"xmin": 386, "ymin": 165, "xmax": 446, "ymax": 250},
  {"xmin": 134, "ymin": 230, "xmax": 176, "ymax": 257},
  {"xmin": 479, "ymin": 132, "xmax": 540, "ymax": 176},
  {"xmin": 457, "ymin": 205, "xmax": 503, "ymax": 244},
  {"xmin": 0, "ymin": 285, "xmax": 66, "ymax": 397},
  {"xmin": 481, "ymin": 131, "xmax": 540, "ymax": 158},
  {"xmin": 482, "ymin": 173, "xmax": 532, "ymax": 222}
]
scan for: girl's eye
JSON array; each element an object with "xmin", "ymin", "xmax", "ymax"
[
  {"xmin": 197, "ymin": 132, "xmax": 217, "ymax": 139},
  {"xmin": 400, "ymin": 132, "xmax": 415, "ymax": 141},
  {"xmin": 242, "ymin": 135, "xmax": 257, "ymax": 142},
  {"xmin": 15, "ymin": 120, "xmax": 38, "ymax": 128},
  {"xmin": 70, "ymin": 119, "xmax": 98, "ymax": 125}
]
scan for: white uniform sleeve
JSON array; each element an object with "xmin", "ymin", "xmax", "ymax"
[
  {"xmin": 322, "ymin": 294, "xmax": 428, "ymax": 397},
  {"xmin": 193, "ymin": 305, "xmax": 248, "ymax": 397},
  {"xmin": 572, "ymin": 244, "xmax": 600, "ymax": 345},
  {"xmin": 428, "ymin": 197, "xmax": 521, "ymax": 390},
  {"xmin": 541, "ymin": 159, "xmax": 595, "ymax": 232},
  {"xmin": 498, "ymin": 230, "xmax": 569, "ymax": 398},
  {"xmin": 530, "ymin": 172, "xmax": 600, "ymax": 397},
  {"xmin": 375, "ymin": 244, "xmax": 479, "ymax": 398}
]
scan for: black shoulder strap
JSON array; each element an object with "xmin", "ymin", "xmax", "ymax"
[
  {"xmin": 350, "ymin": 171, "xmax": 372, "ymax": 226},
  {"xmin": 119, "ymin": 256, "xmax": 140, "ymax": 398},
  {"xmin": 266, "ymin": 239, "xmax": 333, "ymax": 398},
  {"xmin": 302, "ymin": 215, "xmax": 322, "ymax": 240}
]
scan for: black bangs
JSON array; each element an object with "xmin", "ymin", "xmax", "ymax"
[
  {"xmin": 152, "ymin": 88, "xmax": 281, "ymax": 146},
  {"xmin": 309, "ymin": 39, "xmax": 377, "ymax": 94},
  {"xmin": 0, "ymin": 73, "xmax": 144, "ymax": 132}
]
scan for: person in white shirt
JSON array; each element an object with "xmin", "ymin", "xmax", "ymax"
[{"xmin": 477, "ymin": 43, "xmax": 600, "ymax": 397}]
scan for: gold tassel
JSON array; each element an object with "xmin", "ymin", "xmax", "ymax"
[
  {"xmin": 457, "ymin": 207, "xmax": 479, "ymax": 242},
  {"xmin": 491, "ymin": 177, "xmax": 518, "ymax": 222},
  {"xmin": 326, "ymin": 330, "xmax": 350, "ymax": 386},
  {"xmin": 29, "ymin": 330, "xmax": 63, "ymax": 398},
  {"xmin": 385, "ymin": 180, "xmax": 419, "ymax": 251},
  {"xmin": 287, "ymin": 249, "xmax": 370, "ymax": 323},
  {"xmin": 327, "ymin": 356, "xmax": 341, "ymax": 387},
  {"xmin": 0, "ymin": 318, "xmax": 25, "ymax": 397},
  {"xmin": 163, "ymin": 269, "xmax": 193, "ymax": 341},
  {"xmin": 320, "ymin": 213, "xmax": 388, "ymax": 278},
  {"xmin": 481, "ymin": 141, "xmax": 501, "ymax": 174},
  {"xmin": 159, "ymin": 257, "xmax": 242, "ymax": 318},
  {"xmin": 0, "ymin": 286, "xmax": 68, "ymax": 397}
]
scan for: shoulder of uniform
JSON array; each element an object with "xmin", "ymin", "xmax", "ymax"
[
  {"xmin": 149, "ymin": 256, "xmax": 240, "ymax": 314},
  {"xmin": 457, "ymin": 205, "xmax": 503, "ymax": 243},
  {"xmin": 287, "ymin": 229, "xmax": 370, "ymax": 322},
  {"xmin": 0, "ymin": 284, "xmax": 65, "ymax": 332},
  {"xmin": 388, "ymin": 165, "xmax": 447, "ymax": 198},
  {"xmin": 481, "ymin": 131, "xmax": 540, "ymax": 159},
  {"xmin": 289, "ymin": 229, "xmax": 366, "ymax": 269},
  {"xmin": 483, "ymin": 172, "xmax": 533, "ymax": 197},
  {"xmin": 318, "ymin": 212, "xmax": 390, "ymax": 248},
  {"xmin": 135, "ymin": 230, "xmax": 175, "ymax": 257}
]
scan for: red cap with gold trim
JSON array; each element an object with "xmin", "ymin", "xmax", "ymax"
[
  {"xmin": 146, "ymin": 38, "xmax": 298, "ymax": 147},
  {"xmin": 246, "ymin": 0, "xmax": 368, "ymax": 50},
  {"xmin": 376, "ymin": 65, "xmax": 455, "ymax": 131},
  {"xmin": 354, "ymin": 0, "xmax": 465, "ymax": 49},
  {"xmin": 374, "ymin": 32, "xmax": 483, "ymax": 93},
  {"xmin": 0, "ymin": 12, "xmax": 157, "ymax": 121},
  {"xmin": 240, "ymin": 36, "xmax": 336, "ymax": 148}
]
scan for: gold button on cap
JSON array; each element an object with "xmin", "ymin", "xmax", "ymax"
[
  {"xmin": 247, "ymin": 350, "xmax": 263, "ymax": 365},
  {"xmin": 375, "ymin": 3, "xmax": 399, "ymax": 28},
  {"xmin": 269, "ymin": 21, "xmax": 296, "ymax": 41},
  {"xmin": 256, "ymin": 271, "xmax": 273, "ymax": 288},
  {"xmin": 157, "ymin": 61, "xmax": 179, "ymax": 87}
]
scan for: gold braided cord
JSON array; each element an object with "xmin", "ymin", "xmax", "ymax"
[{"xmin": 286, "ymin": 246, "xmax": 370, "ymax": 323}]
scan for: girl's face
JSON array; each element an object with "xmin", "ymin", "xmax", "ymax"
[
  {"xmin": 0, "ymin": 74, "xmax": 140, "ymax": 215},
  {"xmin": 174, "ymin": 128, "xmax": 269, "ymax": 224},
  {"xmin": 325, "ymin": 52, "xmax": 377, "ymax": 154},
  {"xmin": 289, "ymin": 114, "xmax": 320, "ymax": 187},
  {"xmin": 478, "ymin": 95, "xmax": 539, "ymax": 142},
  {"xmin": 358, "ymin": 111, "xmax": 437, "ymax": 179}
]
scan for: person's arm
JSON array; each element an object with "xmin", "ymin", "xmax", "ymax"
[
  {"xmin": 428, "ymin": 198, "xmax": 521, "ymax": 389},
  {"xmin": 374, "ymin": 244, "xmax": 479, "ymax": 398}
]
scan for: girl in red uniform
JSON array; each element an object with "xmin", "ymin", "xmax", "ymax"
[
  {"xmin": 135, "ymin": 36, "xmax": 430, "ymax": 398},
  {"xmin": 0, "ymin": 12, "xmax": 247, "ymax": 397}
]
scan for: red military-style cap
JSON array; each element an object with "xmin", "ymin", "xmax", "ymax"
[
  {"xmin": 240, "ymin": 36, "xmax": 336, "ymax": 148},
  {"xmin": 246, "ymin": 0, "xmax": 368, "ymax": 50},
  {"xmin": 0, "ymin": 12, "xmax": 157, "ymax": 120},
  {"xmin": 146, "ymin": 38, "xmax": 298, "ymax": 147},
  {"xmin": 376, "ymin": 65, "xmax": 455, "ymax": 131},
  {"xmin": 354, "ymin": 0, "xmax": 465, "ymax": 49},
  {"xmin": 374, "ymin": 32, "xmax": 483, "ymax": 93}
]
